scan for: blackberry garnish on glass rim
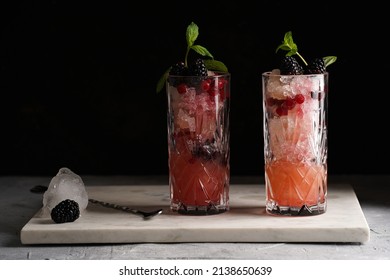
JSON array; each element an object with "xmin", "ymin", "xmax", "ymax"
[
  {"xmin": 305, "ymin": 57, "xmax": 326, "ymax": 74},
  {"xmin": 156, "ymin": 22, "xmax": 228, "ymax": 93},
  {"xmin": 280, "ymin": 56, "xmax": 304, "ymax": 75},
  {"xmin": 276, "ymin": 31, "xmax": 337, "ymax": 74}
]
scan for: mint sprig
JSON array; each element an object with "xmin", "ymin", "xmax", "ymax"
[
  {"xmin": 275, "ymin": 31, "xmax": 337, "ymax": 68},
  {"xmin": 185, "ymin": 22, "xmax": 214, "ymax": 66},
  {"xmin": 156, "ymin": 22, "xmax": 228, "ymax": 93}
]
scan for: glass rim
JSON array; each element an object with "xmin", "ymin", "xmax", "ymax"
[
  {"xmin": 262, "ymin": 71, "xmax": 329, "ymax": 77},
  {"xmin": 168, "ymin": 72, "xmax": 230, "ymax": 78}
]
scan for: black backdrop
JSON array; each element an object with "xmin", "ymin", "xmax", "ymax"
[{"xmin": 1, "ymin": 1, "xmax": 388, "ymax": 176}]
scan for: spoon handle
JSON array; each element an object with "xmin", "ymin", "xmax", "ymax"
[{"xmin": 88, "ymin": 199, "xmax": 140, "ymax": 215}]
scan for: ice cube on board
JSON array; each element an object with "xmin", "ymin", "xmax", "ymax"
[{"xmin": 42, "ymin": 167, "xmax": 89, "ymax": 216}]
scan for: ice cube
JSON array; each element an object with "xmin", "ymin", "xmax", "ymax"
[
  {"xmin": 42, "ymin": 167, "xmax": 89, "ymax": 216},
  {"xmin": 177, "ymin": 108, "xmax": 195, "ymax": 131},
  {"xmin": 267, "ymin": 75, "xmax": 294, "ymax": 100},
  {"xmin": 268, "ymin": 110, "xmax": 317, "ymax": 161}
]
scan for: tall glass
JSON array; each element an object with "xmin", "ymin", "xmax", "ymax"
[
  {"xmin": 262, "ymin": 71, "xmax": 328, "ymax": 216},
  {"xmin": 166, "ymin": 73, "xmax": 230, "ymax": 215}
]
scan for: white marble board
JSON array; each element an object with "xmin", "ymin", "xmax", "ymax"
[{"xmin": 20, "ymin": 184, "xmax": 370, "ymax": 244}]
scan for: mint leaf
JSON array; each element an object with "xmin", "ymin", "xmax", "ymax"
[
  {"xmin": 191, "ymin": 45, "xmax": 213, "ymax": 58},
  {"xmin": 323, "ymin": 56, "xmax": 337, "ymax": 67},
  {"xmin": 156, "ymin": 68, "xmax": 170, "ymax": 93},
  {"xmin": 204, "ymin": 59, "xmax": 228, "ymax": 73},
  {"xmin": 284, "ymin": 31, "xmax": 297, "ymax": 51},
  {"xmin": 186, "ymin": 22, "xmax": 198, "ymax": 47},
  {"xmin": 275, "ymin": 31, "xmax": 296, "ymax": 53}
]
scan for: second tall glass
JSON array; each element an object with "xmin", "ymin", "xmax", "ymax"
[
  {"xmin": 167, "ymin": 73, "xmax": 231, "ymax": 215},
  {"xmin": 262, "ymin": 71, "xmax": 328, "ymax": 216}
]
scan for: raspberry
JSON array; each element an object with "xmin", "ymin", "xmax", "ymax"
[
  {"xmin": 177, "ymin": 83, "xmax": 187, "ymax": 94},
  {"xmin": 201, "ymin": 79, "xmax": 211, "ymax": 91},
  {"xmin": 294, "ymin": 94, "xmax": 305, "ymax": 104},
  {"xmin": 282, "ymin": 98, "xmax": 296, "ymax": 110},
  {"xmin": 276, "ymin": 106, "xmax": 288, "ymax": 116},
  {"xmin": 51, "ymin": 199, "xmax": 80, "ymax": 224}
]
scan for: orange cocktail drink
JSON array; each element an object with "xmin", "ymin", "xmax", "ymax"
[
  {"xmin": 265, "ymin": 161, "xmax": 326, "ymax": 208},
  {"xmin": 262, "ymin": 71, "xmax": 328, "ymax": 216}
]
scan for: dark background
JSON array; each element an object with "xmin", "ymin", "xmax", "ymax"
[{"xmin": 1, "ymin": 1, "xmax": 388, "ymax": 176}]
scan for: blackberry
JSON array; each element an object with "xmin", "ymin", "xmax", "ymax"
[
  {"xmin": 168, "ymin": 61, "xmax": 189, "ymax": 87},
  {"xmin": 192, "ymin": 139, "xmax": 222, "ymax": 162},
  {"xmin": 187, "ymin": 58, "xmax": 208, "ymax": 87},
  {"xmin": 189, "ymin": 58, "xmax": 208, "ymax": 77},
  {"xmin": 169, "ymin": 61, "xmax": 187, "ymax": 76},
  {"xmin": 305, "ymin": 58, "xmax": 326, "ymax": 74},
  {"xmin": 280, "ymin": 56, "xmax": 304, "ymax": 75},
  {"xmin": 168, "ymin": 55, "xmax": 209, "ymax": 91},
  {"xmin": 51, "ymin": 199, "xmax": 80, "ymax": 223}
]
